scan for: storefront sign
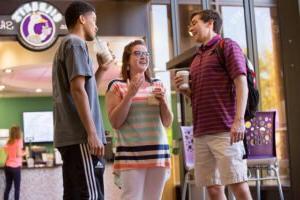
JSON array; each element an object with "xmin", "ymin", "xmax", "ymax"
[
  {"xmin": 0, "ymin": 1, "xmax": 67, "ymax": 51},
  {"xmin": 0, "ymin": 16, "xmax": 16, "ymax": 34},
  {"xmin": 0, "ymin": 19, "xmax": 14, "ymax": 31}
]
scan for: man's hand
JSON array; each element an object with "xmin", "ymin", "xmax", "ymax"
[
  {"xmin": 96, "ymin": 54, "xmax": 113, "ymax": 71},
  {"xmin": 87, "ymin": 133, "xmax": 105, "ymax": 157},
  {"xmin": 230, "ymin": 119, "xmax": 245, "ymax": 145},
  {"xmin": 174, "ymin": 75, "xmax": 191, "ymax": 97}
]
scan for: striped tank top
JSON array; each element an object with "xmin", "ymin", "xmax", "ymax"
[{"xmin": 107, "ymin": 79, "xmax": 170, "ymax": 171}]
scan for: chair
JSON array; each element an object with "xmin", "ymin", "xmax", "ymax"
[
  {"xmin": 244, "ymin": 111, "xmax": 284, "ymax": 200},
  {"xmin": 180, "ymin": 126, "xmax": 195, "ymax": 200}
]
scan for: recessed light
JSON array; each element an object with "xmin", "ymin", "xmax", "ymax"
[
  {"xmin": 35, "ymin": 88, "xmax": 42, "ymax": 93},
  {"xmin": 3, "ymin": 68, "xmax": 13, "ymax": 73},
  {"xmin": 0, "ymin": 85, "xmax": 5, "ymax": 91}
]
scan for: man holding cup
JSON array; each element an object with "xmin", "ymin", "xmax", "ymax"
[
  {"xmin": 174, "ymin": 10, "xmax": 252, "ymax": 200},
  {"xmin": 52, "ymin": 1, "xmax": 110, "ymax": 199},
  {"xmin": 94, "ymin": 39, "xmax": 115, "ymax": 66}
]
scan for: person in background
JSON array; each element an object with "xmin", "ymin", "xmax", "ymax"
[
  {"xmin": 174, "ymin": 10, "xmax": 252, "ymax": 200},
  {"xmin": 52, "ymin": 1, "xmax": 109, "ymax": 199},
  {"xmin": 4, "ymin": 126, "xmax": 24, "ymax": 200},
  {"xmin": 105, "ymin": 40, "xmax": 173, "ymax": 200}
]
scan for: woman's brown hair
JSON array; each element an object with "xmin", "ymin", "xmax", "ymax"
[
  {"xmin": 121, "ymin": 40, "xmax": 153, "ymax": 82},
  {"xmin": 7, "ymin": 126, "xmax": 22, "ymax": 145}
]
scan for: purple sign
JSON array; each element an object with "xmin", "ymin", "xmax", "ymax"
[
  {"xmin": 20, "ymin": 12, "xmax": 55, "ymax": 48},
  {"xmin": 0, "ymin": 1, "xmax": 67, "ymax": 51}
]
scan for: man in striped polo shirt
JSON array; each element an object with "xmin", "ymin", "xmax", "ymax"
[{"xmin": 175, "ymin": 10, "xmax": 252, "ymax": 200}]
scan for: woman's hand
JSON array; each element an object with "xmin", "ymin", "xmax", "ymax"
[
  {"xmin": 126, "ymin": 73, "xmax": 143, "ymax": 99},
  {"xmin": 152, "ymin": 87, "xmax": 167, "ymax": 105}
]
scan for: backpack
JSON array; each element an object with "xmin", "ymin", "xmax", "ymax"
[{"xmin": 215, "ymin": 38, "xmax": 260, "ymax": 121}]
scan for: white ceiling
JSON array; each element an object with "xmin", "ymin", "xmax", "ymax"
[{"xmin": 0, "ymin": 36, "xmax": 141, "ymax": 97}]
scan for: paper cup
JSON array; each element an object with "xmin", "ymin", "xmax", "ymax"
[
  {"xmin": 94, "ymin": 38, "xmax": 114, "ymax": 65},
  {"xmin": 147, "ymin": 86, "xmax": 160, "ymax": 105},
  {"xmin": 176, "ymin": 70, "xmax": 190, "ymax": 89}
]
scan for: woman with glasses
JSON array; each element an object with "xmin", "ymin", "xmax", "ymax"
[{"xmin": 105, "ymin": 40, "xmax": 173, "ymax": 200}]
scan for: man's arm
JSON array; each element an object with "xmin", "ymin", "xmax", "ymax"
[
  {"xmin": 70, "ymin": 75, "xmax": 104, "ymax": 156},
  {"xmin": 234, "ymin": 75, "xmax": 248, "ymax": 121},
  {"xmin": 231, "ymin": 75, "xmax": 248, "ymax": 144}
]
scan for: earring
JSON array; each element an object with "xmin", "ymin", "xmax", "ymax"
[{"xmin": 127, "ymin": 65, "xmax": 130, "ymax": 71}]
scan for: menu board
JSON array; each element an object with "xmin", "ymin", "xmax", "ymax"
[
  {"xmin": 0, "ymin": 129, "xmax": 9, "ymax": 147},
  {"xmin": 23, "ymin": 112, "xmax": 53, "ymax": 143}
]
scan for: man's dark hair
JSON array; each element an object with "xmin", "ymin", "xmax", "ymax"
[
  {"xmin": 190, "ymin": 10, "xmax": 223, "ymax": 34},
  {"xmin": 65, "ymin": 1, "xmax": 96, "ymax": 29}
]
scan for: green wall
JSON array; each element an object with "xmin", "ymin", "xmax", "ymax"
[
  {"xmin": 0, "ymin": 96, "xmax": 112, "ymax": 132},
  {"xmin": 0, "ymin": 97, "xmax": 52, "ymax": 128},
  {"xmin": 0, "ymin": 95, "xmax": 180, "ymax": 146}
]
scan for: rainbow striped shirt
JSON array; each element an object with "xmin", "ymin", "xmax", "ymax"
[{"xmin": 107, "ymin": 79, "xmax": 171, "ymax": 171}]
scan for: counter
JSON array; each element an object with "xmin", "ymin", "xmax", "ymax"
[{"xmin": 0, "ymin": 165, "xmax": 63, "ymax": 200}]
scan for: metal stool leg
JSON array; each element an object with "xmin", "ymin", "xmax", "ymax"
[
  {"xmin": 182, "ymin": 173, "xmax": 188, "ymax": 200},
  {"xmin": 256, "ymin": 167, "xmax": 261, "ymax": 200},
  {"xmin": 202, "ymin": 187, "xmax": 206, "ymax": 200},
  {"xmin": 188, "ymin": 182, "xmax": 192, "ymax": 200},
  {"xmin": 271, "ymin": 166, "xmax": 284, "ymax": 200}
]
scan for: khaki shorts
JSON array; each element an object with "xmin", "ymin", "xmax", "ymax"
[{"xmin": 194, "ymin": 132, "xmax": 248, "ymax": 187}]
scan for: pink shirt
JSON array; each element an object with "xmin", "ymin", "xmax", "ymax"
[
  {"xmin": 190, "ymin": 35, "xmax": 247, "ymax": 137},
  {"xmin": 4, "ymin": 139, "xmax": 23, "ymax": 168}
]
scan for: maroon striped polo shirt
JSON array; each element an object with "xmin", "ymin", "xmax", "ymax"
[{"xmin": 190, "ymin": 35, "xmax": 247, "ymax": 137}]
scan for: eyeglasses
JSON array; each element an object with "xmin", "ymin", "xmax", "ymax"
[{"xmin": 131, "ymin": 51, "xmax": 150, "ymax": 57}]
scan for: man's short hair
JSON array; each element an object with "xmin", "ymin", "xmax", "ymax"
[
  {"xmin": 65, "ymin": 1, "xmax": 96, "ymax": 29},
  {"xmin": 190, "ymin": 10, "xmax": 223, "ymax": 34}
]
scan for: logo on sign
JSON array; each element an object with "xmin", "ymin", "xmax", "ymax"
[
  {"xmin": 20, "ymin": 12, "xmax": 55, "ymax": 48},
  {"xmin": 10, "ymin": 1, "xmax": 66, "ymax": 51}
]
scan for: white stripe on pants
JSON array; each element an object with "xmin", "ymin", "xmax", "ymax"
[
  {"xmin": 120, "ymin": 167, "xmax": 170, "ymax": 200},
  {"xmin": 80, "ymin": 143, "xmax": 99, "ymax": 200}
]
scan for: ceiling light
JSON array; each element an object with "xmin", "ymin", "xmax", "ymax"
[
  {"xmin": 35, "ymin": 88, "xmax": 42, "ymax": 93},
  {"xmin": 3, "ymin": 68, "xmax": 13, "ymax": 73},
  {"xmin": 0, "ymin": 85, "xmax": 5, "ymax": 91}
]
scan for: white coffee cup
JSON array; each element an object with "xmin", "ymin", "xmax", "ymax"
[
  {"xmin": 94, "ymin": 38, "xmax": 114, "ymax": 65},
  {"xmin": 176, "ymin": 70, "xmax": 190, "ymax": 89},
  {"xmin": 147, "ymin": 86, "xmax": 160, "ymax": 105}
]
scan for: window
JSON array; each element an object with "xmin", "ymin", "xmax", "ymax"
[
  {"xmin": 151, "ymin": 5, "xmax": 172, "ymax": 71},
  {"xmin": 254, "ymin": 7, "xmax": 286, "ymax": 129},
  {"xmin": 254, "ymin": 7, "xmax": 289, "ymax": 183},
  {"xmin": 221, "ymin": 6, "xmax": 247, "ymax": 53}
]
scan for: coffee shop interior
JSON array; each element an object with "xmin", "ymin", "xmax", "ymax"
[{"xmin": 0, "ymin": 0, "xmax": 299, "ymax": 200}]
